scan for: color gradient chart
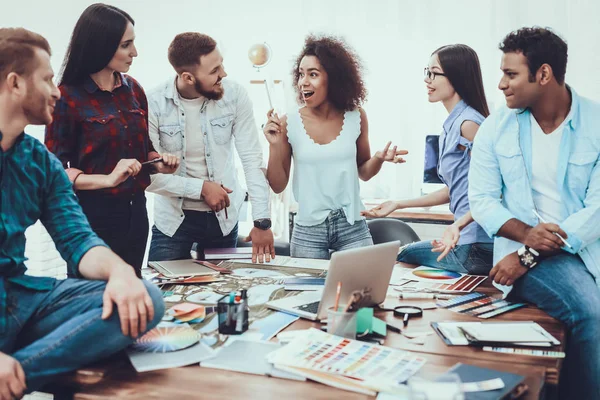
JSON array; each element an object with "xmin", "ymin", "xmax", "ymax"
[
  {"xmin": 132, "ymin": 326, "xmax": 200, "ymax": 353},
  {"xmin": 411, "ymin": 267, "xmax": 462, "ymax": 281}
]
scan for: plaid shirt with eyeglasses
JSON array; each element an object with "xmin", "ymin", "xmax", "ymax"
[{"xmin": 45, "ymin": 73, "xmax": 158, "ymax": 196}]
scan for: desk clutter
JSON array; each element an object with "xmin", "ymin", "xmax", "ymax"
[{"xmin": 130, "ymin": 257, "xmax": 560, "ymax": 398}]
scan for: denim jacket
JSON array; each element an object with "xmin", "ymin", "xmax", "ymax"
[
  {"xmin": 146, "ymin": 77, "xmax": 270, "ymax": 237},
  {"xmin": 469, "ymin": 87, "xmax": 600, "ymax": 288}
]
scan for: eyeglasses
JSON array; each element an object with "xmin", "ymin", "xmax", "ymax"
[{"xmin": 424, "ymin": 67, "xmax": 446, "ymax": 81}]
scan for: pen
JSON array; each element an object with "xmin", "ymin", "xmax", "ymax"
[
  {"xmin": 221, "ymin": 183, "xmax": 228, "ymax": 219},
  {"xmin": 141, "ymin": 157, "xmax": 162, "ymax": 165},
  {"xmin": 532, "ymin": 209, "xmax": 572, "ymax": 248}
]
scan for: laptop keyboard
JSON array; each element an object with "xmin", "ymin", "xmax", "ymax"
[{"xmin": 295, "ymin": 301, "xmax": 320, "ymax": 314}]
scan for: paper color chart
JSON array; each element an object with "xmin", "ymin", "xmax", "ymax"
[
  {"xmin": 437, "ymin": 293, "xmax": 527, "ymax": 319},
  {"xmin": 269, "ymin": 329, "xmax": 426, "ymax": 386},
  {"xmin": 404, "ymin": 274, "xmax": 487, "ymax": 294}
]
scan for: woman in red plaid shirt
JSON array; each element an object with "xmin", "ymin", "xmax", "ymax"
[{"xmin": 45, "ymin": 4, "xmax": 179, "ymax": 276}]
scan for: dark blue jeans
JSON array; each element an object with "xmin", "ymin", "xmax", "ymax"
[
  {"xmin": 396, "ymin": 241, "xmax": 493, "ymax": 276},
  {"xmin": 3, "ymin": 278, "xmax": 164, "ymax": 392},
  {"xmin": 149, "ymin": 210, "xmax": 238, "ymax": 261},
  {"xmin": 511, "ymin": 253, "xmax": 600, "ymax": 399}
]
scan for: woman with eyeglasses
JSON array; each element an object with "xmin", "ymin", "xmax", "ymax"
[
  {"xmin": 263, "ymin": 35, "xmax": 406, "ymax": 259},
  {"xmin": 363, "ymin": 44, "xmax": 493, "ymax": 275},
  {"xmin": 45, "ymin": 3, "xmax": 179, "ymax": 276}
]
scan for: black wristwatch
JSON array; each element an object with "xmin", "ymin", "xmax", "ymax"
[
  {"xmin": 517, "ymin": 245, "xmax": 540, "ymax": 269},
  {"xmin": 254, "ymin": 218, "xmax": 272, "ymax": 230}
]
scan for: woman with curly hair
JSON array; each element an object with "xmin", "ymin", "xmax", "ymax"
[
  {"xmin": 363, "ymin": 44, "xmax": 493, "ymax": 275},
  {"xmin": 263, "ymin": 35, "xmax": 405, "ymax": 259}
]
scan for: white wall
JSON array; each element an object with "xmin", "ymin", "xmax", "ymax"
[{"xmin": 3, "ymin": 0, "xmax": 599, "ymax": 274}]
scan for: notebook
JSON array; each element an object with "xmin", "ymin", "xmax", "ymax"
[
  {"xmin": 148, "ymin": 259, "xmax": 220, "ymax": 278},
  {"xmin": 441, "ymin": 363, "xmax": 526, "ymax": 399},
  {"xmin": 204, "ymin": 247, "xmax": 253, "ymax": 260}
]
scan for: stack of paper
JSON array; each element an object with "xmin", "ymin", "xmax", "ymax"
[{"xmin": 431, "ymin": 321, "xmax": 560, "ymax": 347}]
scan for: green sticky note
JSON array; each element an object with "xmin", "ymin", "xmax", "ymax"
[
  {"xmin": 356, "ymin": 308, "xmax": 373, "ymax": 335},
  {"xmin": 371, "ymin": 317, "xmax": 387, "ymax": 337}
]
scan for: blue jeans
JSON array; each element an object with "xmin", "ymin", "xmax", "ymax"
[
  {"xmin": 396, "ymin": 241, "xmax": 493, "ymax": 275},
  {"xmin": 291, "ymin": 209, "xmax": 373, "ymax": 259},
  {"xmin": 149, "ymin": 210, "xmax": 238, "ymax": 261},
  {"xmin": 3, "ymin": 278, "xmax": 164, "ymax": 392},
  {"xmin": 511, "ymin": 253, "xmax": 600, "ymax": 399}
]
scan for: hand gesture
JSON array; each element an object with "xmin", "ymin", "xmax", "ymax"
[
  {"xmin": 0, "ymin": 353, "xmax": 26, "ymax": 400},
  {"xmin": 243, "ymin": 227, "xmax": 276, "ymax": 263},
  {"xmin": 154, "ymin": 153, "xmax": 180, "ymax": 174},
  {"xmin": 431, "ymin": 224, "xmax": 460, "ymax": 262},
  {"xmin": 108, "ymin": 158, "xmax": 141, "ymax": 187},
  {"xmin": 201, "ymin": 181, "xmax": 232, "ymax": 213},
  {"xmin": 374, "ymin": 141, "xmax": 408, "ymax": 164},
  {"xmin": 361, "ymin": 201, "xmax": 399, "ymax": 218},
  {"xmin": 102, "ymin": 267, "xmax": 155, "ymax": 338},
  {"xmin": 263, "ymin": 109, "xmax": 283, "ymax": 145},
  {"xmin": 524, "ymin": 223, "xmax": 566, "ymax": 256}
]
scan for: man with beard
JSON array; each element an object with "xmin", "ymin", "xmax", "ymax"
[
  {"xmin": 147, "ymin": 33, "xmax": 274, "ymax": 263},
  {"xmin": 0, "ymin": 28, "xmax": 164, "ymax": 398}
]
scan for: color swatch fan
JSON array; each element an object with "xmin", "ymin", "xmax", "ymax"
[
  {"xmin": 132, "ymin": 326, "xmax": 199, "ymax": 353},
  {"xmin": 411, "ymin": 266, "xmax": 462, "ymax": 283}
]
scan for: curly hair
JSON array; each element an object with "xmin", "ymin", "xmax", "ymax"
[
  {"xmin": 292, "ymin": 35, "xmax": 366, "ymax": 111},
  {"xmin": 499, "ymin": 27, "xmax": 568, "ymax": 84}
]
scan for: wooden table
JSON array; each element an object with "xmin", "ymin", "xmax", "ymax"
[
  {"xmin": 49, "ymin": 268, "xmax": 564, "ymax": 399},
  {"xmin": 363, "ymin": 201, "xmax": 454, "ymax": 225}
]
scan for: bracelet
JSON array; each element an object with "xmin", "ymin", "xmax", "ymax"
[{"xmin": 72, "ymin": 172, "xmax": 83, "ymax": 187}]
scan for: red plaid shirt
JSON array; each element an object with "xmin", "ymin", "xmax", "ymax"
[{"xmin": 45, "ymin": 73, "xmax": 158, "ymax": 196}]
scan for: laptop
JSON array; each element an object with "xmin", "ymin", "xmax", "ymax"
[
  {"xmin": 148, "ymin": 259, "xmax": 220, "ymax": 278},
  {"xmin": 266, "ymin": 241, "xmax": 400, "ymax": 321}
]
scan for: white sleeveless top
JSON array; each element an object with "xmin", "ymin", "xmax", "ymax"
[{"xmin": 287, "ymin": 107, "xmax": 365, "ymax": 226}]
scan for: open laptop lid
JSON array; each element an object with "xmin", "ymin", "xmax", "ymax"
[{"xmin": 316, "ymin": 241, "xmax": 400, "ymax": 320}]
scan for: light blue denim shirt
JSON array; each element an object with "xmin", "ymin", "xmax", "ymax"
[
  {"xmin": 469, "ymin": 87, "xmax": 600, "ymax": 288},
  {"xmin": 146, "ymin": 77, "xmax": 270, "ymax": 237},
  {"xmin": 438, "ymin": 100, "xmax": 492, "ymax": 245}
]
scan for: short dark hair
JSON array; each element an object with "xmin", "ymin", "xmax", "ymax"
[
  {"xmin": 292, "ymin": 34, "xmax": 367, "ymax": 112},
  {"xmin": 0, "ymin": 28, "xmax": 51, "ymax": 84},
  {"xmin": 499, "ymin": 27, "xmax": 568, "ymax": 84},
  {"xmin": 433, "ymin": 44, "xmax": 490, "ymax": 117},
  {"xmin": 59, "ymin": 3, "xmax": 134, "ymax": 86},
  {"xmin": 168, "ymin": 33, "xmax": 217, "ymax": 74}
]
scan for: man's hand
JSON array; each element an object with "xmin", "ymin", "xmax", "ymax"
[
  {"xmin": 243, "ymin": 227, "xmax": 275, "ymax": 263},
  {"xmin": 523, "ymin": 223, "xmax": 566, "ymax": 256},
  {"xmin": 361, "ymin": 200, "xmax": 400, "ymax": 218},
  {"xmin": 431, "ymin": 224, "xmax": 460, "ymax": 262},
  {"xmin": 489, "ymin": 251, "xmax": 528, "ymax": 286},
  {"xmin": 201, "ymin": 181, "xmax": 232, "ymax": 213},
  {"xmin": 107, "ymin": 158, "xmax": 142, "ymax": 187},
  {"xmin": 154, "ymin": 153, "xmax": 180, "ymax": 174},
  {"xmin": 0, "ymin": 353, "xmax": 26, "ymax": 400},
  {"xmin": 374, "ymin": 141, "xmax": 408, "ymax": 164},
  {"xmin": 101, "ymin": 267, "xmax": 155, "ymax": 338}
]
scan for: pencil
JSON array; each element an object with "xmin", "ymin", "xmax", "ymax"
[
  {"xmin": 532, "ymin": 209, "xmax": 572, "ymax": 248},
  {"xmin": 333, "ymin": 281, "xmax": 342, "ymax": 312}
]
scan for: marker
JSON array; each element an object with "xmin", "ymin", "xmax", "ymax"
[
  {"xmin": 482, "ymin": 346, "xmax": 565, "ymax": 358},
  {"xmin": 532, "ymin": 209, "xmax": 572, "ymax": 249},
  {"xmin": 141, "ymin": 157, "xmax": 162, "ymax": 166}
]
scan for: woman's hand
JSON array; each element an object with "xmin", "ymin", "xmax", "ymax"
[
  {"xmin": 361, "ymin": 200, "xmax": 400, "ymax": 218},
  {"xmin": 263, "ymin": 109, "xmax": 283, "ymax": 145},
  {"xmin": 431, "ymin": 224, "xmax": 461, "ymax": 261},
  {"xmin": 374, "ymin": 141, "xmax": 408, "ymax": 164}
]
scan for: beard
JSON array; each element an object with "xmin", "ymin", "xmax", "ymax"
[
  {"xmin": 23, "ymin": 88, "xmax": 52, "ymax": 125},
  {"xmin": 194, "ymin": 79, "xmax": 224, "ymax": 100}
]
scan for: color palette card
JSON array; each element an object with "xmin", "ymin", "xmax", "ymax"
[
  {"xmin": 409, "ymin": 266, "xmax": 463, "ymax": 284},
  {"xmin": 437, "ymin": 293, "xmax": 526, "ymax": 319},
  {"xmin": 132, "ymin": 325, "xmax": 199, "ymax": 353}
]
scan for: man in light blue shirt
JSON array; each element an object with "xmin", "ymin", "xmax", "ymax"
[{"xmin": 469, "ymin": 27, "xmax": 600, "ymax": 398}]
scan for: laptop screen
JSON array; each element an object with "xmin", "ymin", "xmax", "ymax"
[{"xmin": 424, "ymin": 134, "xmax": 443, "ymax": 184}]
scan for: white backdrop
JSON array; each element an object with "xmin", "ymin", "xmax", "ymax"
[{"xmin": 3, "ymin": 0, "xmax": 600, "ymax": 274}]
